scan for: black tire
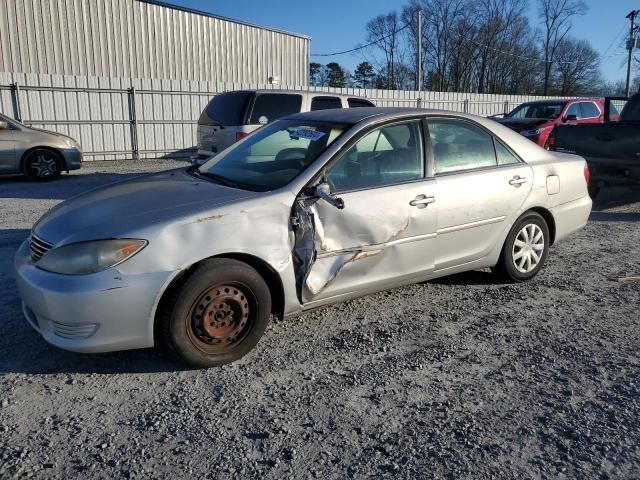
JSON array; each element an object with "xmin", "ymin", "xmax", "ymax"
[
  {"xmin": 493, "ymin": 212, "xmax": 550, "ymax": 282},
  {"xmin": 22, "ymin": 148, "xmax": 63, "ymax": 181},
  {"xmin": 159, "ymin": 258, "xmax": 271, "ymax": 368}
]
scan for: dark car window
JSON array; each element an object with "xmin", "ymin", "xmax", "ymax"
[
  {"xmin": 311, "ymin": 96, "xmax": 343, "ymax": 111},
  {"xmin": 508, "ymin": 102, "xmax": 565, "ymax": 119},
  {"xmin": 249, "ymin": 94, "xmax": 303, "ymax": 125},
  {"xmin": 348, "ymin": 98, "xmax": 375, "ymax": 108},
  {"xmin": 198, "ymin": 91, "xmax": 253, "ymax": 126},
  {"xmin": 427, "ymin": 119, "xmax": 497, "ymax": 174},
  {"xmin": 565, "ymin": 103, "xmax": 581, "ymax": 119},
  {"xmin": 326, "ymin": 121, "xmax": 424, "ymax": 191},
  {"xmin": 580, "ymin": 102, "xmax": 600, "ymax": 119}
]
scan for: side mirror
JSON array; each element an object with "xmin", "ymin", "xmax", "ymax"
[
  {"xmin": 315, "ymin": 182, "xmax": 344, "ymax": 210},
  {"xmin": 563, "ymin": 114, "xmax": 577, "ymax": 122},
  {"xmin": 0, "ymin": 121, "xmax": 8, "ymax": 130}
]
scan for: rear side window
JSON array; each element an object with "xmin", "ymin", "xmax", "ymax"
[
  {"xmin": 348, "ymin": 98, "xmax": 375, "ymax": 108},
  {"xmin": 580, "ymin": 102, "xmax": 600, "ymax": 118},
  {"xmin": 427, "ymin": 119, "xmax": 497, "ymax": 174},
  {"xmin": 311, "ymin": 96, "xmax": 343, "ymax": 111},
  {"xmin": 199, "ymin": 91, "xmax": 253, "ymax": 126},
  {"xmin": 249, "ymin": 94, "xmax": 303, "ymax": 125},
  {"xmin": 495, "ymin": 140, "xmax": 521, "ymax": 165}
]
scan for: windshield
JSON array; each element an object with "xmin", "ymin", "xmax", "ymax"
[
  {"xmin": 198, "ymin": 120, "xmax": 348, "ymax": 191},
  {"xmin": 507, "ymin": 102, "xmax": 566, "ymax": 119},
  {"xmin": 0, "ymin": 113, "xmax": 21, "ymax": 127}
]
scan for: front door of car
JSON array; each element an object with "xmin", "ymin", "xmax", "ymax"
[
  {"xmin": 0, "ymin": 121, "xmax": 16, "ymax": 172},
  {"xmin": 298, "ymin": 119, "xmax": 437, "ymax": 304},
  {"xmin": 425, "ymin": 118, "xmax": 532, "ymax": 271}
]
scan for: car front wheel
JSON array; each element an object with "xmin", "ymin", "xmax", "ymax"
[
  {"xmin": 494, "ymin": 212, "xmax": 550, "ymax": 282},
  {"xmin": 159, "ymin": 258, "xmax": 271, "ymax": 368},
  {"xmin": 23, "ymin": 148, "xmax": 63, "ymax": 181}
]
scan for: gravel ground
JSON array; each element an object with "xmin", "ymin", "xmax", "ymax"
[{"xmin": 1, "ymin": 161, "xmax": 639, "ymax": 479}]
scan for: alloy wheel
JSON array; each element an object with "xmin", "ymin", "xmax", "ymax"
[{"xmin": 29, "ymin": 154, "xmax": 58, "ymax": 178}]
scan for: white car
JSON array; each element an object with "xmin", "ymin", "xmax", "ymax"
[{"xmin": 15, "ymin": 108, "xmax": 592, "ymax": 368}]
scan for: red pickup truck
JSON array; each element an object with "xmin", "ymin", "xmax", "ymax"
[{"xmin": 496, "ymin": 98, "xmax": 609, "ymax": 149}]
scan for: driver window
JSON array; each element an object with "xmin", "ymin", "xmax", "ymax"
[
  {"xmin": 564, "ymin": 103, "xmax": 581, "ymax": 119},
  {"xmin": 326, "ymin": 120, "xmax": 424, "ymax": 192}
]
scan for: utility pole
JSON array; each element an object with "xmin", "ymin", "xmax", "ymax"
[
  {"xmin": 625, "ymin": 10, "xmax": 639, "ymax": 97},
  {"xmin": 416, "ymin": 8, "xmax": 422, "ymax": 92}
]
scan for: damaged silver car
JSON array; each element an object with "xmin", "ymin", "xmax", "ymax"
[{"xmin": 15, "ymin": 108, "xmax": 592, "ymax": 367}]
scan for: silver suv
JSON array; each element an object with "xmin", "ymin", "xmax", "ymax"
[{"xmin": 193, "ymin": 89, "xmax": 374, "ymax": 163}]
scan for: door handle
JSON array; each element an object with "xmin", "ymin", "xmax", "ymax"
[
  {"xmin": 409, "ymin": 194, "xmax": 435, "ymax": 208},
  {"xmin": 509, "ymin": 176, "xmax": 527, "ymax": 187}
]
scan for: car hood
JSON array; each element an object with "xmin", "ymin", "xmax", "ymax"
[
  {"xmin": 24, "ymin": 126, "xmax": 77, "ymax": 143},
  {"xmin": 33, "ymin": 168, "xmax": 259, "ymax": 245},
  {"xmin": 497, "ymin": 118, "xmax": 553, "ymax": 131}
]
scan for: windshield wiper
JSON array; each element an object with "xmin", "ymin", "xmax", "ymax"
[{"xmin": 199, "ymin": 171, "xmax": 243, "ymax": 189}]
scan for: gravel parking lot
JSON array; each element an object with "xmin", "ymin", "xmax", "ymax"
[{"xmin": 1, "ymin": 160, "xmax": 639, "ymax": 479}]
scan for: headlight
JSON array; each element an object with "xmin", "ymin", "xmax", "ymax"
[
  {"xmin": 37, "ymin": 239, "xmax": 147, "ymax": 275},
  {"xmin": 62, "ymin": 136, "xmax": 79, "ymax": 148},
  {"xmin": 520, "ymin": 128, "xmax": 541, "ymax": 136}
]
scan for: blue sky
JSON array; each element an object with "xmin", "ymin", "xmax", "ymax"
[{"xmin": 163, "ymin": 0, "xmax": 635, "ymax": 83}]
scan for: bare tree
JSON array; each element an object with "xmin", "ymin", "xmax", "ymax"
[
  {"xmin": 539, "ymin": 0, "xmax": 587, "ymax": 95},
  {"xmin": 366, "ymin": 12, "xmax": 403, "ymax": 89},
  {"xmin": 554, "ymin": 37, "xmax": 600, "ymax": 95}
]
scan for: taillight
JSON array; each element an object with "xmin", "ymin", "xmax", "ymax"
[
  {"xmin": 235, "ymin": 132, "xmax": 249, "ymax": 142},
  {"xmin": 584, "ymin": 164, "xmax": 591, "ymax": 186},
  {"xmin": 546, "ymin": 128, "xmax": 555, "ymax": 150}
]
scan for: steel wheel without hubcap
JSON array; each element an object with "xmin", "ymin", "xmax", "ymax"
[
  {"xmin": 187, "ymin": 283, "xmax": 255, "ymax": 354},
  {"xmin": 512, "ymin": 224, "xmax": 545, "ymax": 273},
  {"xmin": 159, "ymin": 258, "xmax": 272, "ymax": 368}
]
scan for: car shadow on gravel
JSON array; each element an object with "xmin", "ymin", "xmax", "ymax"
[
  {"xmin": 589, "ymin": 211, "xmax": 640, "ymax": 222},
  {"xmin": 425, "ymin": 269, "xmax": 497, "ymax": 286},
  {"xmin": 0, "ymin": 172, "xmax": 152, "ymax": 200},
  {"xmin": 0, "ymin": 321, "xmax": 189, "ymax": 375}
]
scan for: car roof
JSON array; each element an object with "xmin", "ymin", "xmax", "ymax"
[
  {"xmin": 283, "ymin": 107, "xmax": 447, "ymax": 125},
  {"xmin": 224, "ymin": 89, "xmax": 367, "ymax": 99},
  {"xmin": 520, "ymin": 98, "xmax": 601, "ymax": 105}
]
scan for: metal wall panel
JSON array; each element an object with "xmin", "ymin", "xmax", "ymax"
[
  {"xmin": 0, "ymin": 0, "xmax": 309, "ymax": 85},
  {"xmin": 0, "ymin": 73, "xmax": 576, "ymax": 161}
]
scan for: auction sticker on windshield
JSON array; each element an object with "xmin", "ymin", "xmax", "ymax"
[{"xmin": 290, "ymin": 128, "xmax": 326, "ymax": 141}]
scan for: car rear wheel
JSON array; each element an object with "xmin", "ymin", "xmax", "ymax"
[
  {"xmin": 22, "ymin": 148, "xmax": 63, "ymax": 181},
  {"xmin": 493, "ymin": 212, "xmax": 550, "ymax": 282},
  {"xmin": 159, "ymin": 258, "xmax": 271, "ymax": 368}
]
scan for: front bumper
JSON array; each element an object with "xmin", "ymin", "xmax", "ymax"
[
  {"xmin": 61, "ymin": 147, "xmax": 83, "ymax": 171},
  {"xmin": 14, "ymin": 240, "xmax": 171, "ymax": 353}
]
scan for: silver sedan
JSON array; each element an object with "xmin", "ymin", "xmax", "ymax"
[
  {"xmin": 0, "ymin": 113, "xmax": 82, "ymax": 180},
  {"xmin": 14, "ymin": 108, "xmax": 592, "ymax": 367}
]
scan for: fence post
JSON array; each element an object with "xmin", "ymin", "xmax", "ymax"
[
  {"xmin": 416, "ymin": 97, "xmax": 422, "ymax": 108},
  {"xmin": 503, "ymin": 100, "xmax": 509, "ymax": 115},
  {"xmin": 10, "ymin": 82, "xmax": 22, "ymax": 122},
  {"xmin": 128, "ymin": 86, "xmax": 139, "ymax": 160},
  {"xmin": 463, "ymin": 99, "xmax": 469, "ymax": 113}
]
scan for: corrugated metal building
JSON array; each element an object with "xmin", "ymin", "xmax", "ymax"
[{"xmin": 0, "ymin": 0, "xmax": 310, "ymax": 85}]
